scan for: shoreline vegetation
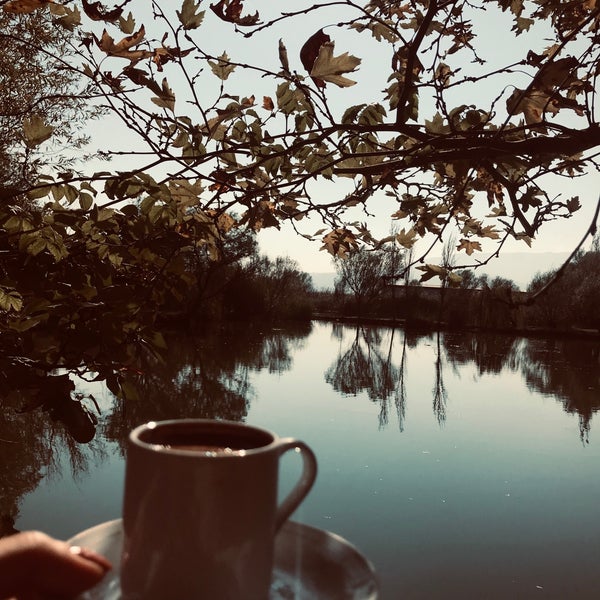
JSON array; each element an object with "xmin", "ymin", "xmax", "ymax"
[
  {"xmin": 304, "ymin": 241, "xmax": 600, "ymax": 342},
  {"xmin": 311, "ymin": 310, "xmax": 600, "ymax": 340}
]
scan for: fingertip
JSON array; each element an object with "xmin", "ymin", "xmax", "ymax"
[{"xmin": 70, "ymin": 545, "xmax": 112, "ymax": 573}]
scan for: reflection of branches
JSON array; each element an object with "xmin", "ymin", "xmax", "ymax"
[
  {"xmin": 519, "ymin": 338, "xmax": 600, "ymax": 444},
  {"xmin": 394, "ymin": 334, "xmax": 408, "ymax": 432},
  {"xmin": 443, "ymin": 331, "xmax": 519, "ymax": 375},
  {"xmin": 432, "ymin": 331, "xmax": 448, "ymax": 425},
  {"xmin": 325, "ymin": 326, "xmax": 402, "ymax": 429},
  {"xmin": 103, "ymin": 324, "xmax": 309, "ymax": 450},
  {"xmin": 443, "ymin": 332, "xmax": 600, "ymax": 441}
]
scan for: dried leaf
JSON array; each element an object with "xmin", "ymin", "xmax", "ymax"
[
  {"xmin": 310, "ymin": 41, "xmax": 361, "ymax": 88},
  {"xmin": 208, "ymin": 52, "xmax": 236, "ymax": 80},
  {"xmin": 278, "ymin": 39, "xmax": 290, "ymax": 72},
  {"xmin": 119, "ymin": 11, "xmax": 135, "ymax": 34},
  {"xmin": 262, "ymin": 96, "xmax": 274, "ymax": 111},
  {"xmin": 3, "ymin": 0, "xmax": 53, "ymax": 13},
  {"xmin": 177, "ymin": 0, "xmax": 205, "ymax": 30},
  {"xmin": 96, "ymin": 26, "xmax": 152, "ymax": 62},
  {"xmin": 82, "ymin": 0, "xmax": 122, "ymax": 22},
  {"xmin": 457, "ymin": 239, "xmax": 482, "ymax": 255},
  {"xmin": 151, "ymin": 78, "xmax": 176, "ymax": 112},
  {"xmin": 300, "ymin": 29, "xmax": 331, "ymax": 88},
  {"xmin": 210, "ymin": 0, "xmax": 260, "ymax": 26}
]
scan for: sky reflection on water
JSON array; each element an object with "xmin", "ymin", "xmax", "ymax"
[{"xmin": 3, "ymin": 322, "xmax": 600, "ymax": 599}]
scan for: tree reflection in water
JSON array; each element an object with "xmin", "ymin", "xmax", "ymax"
[
  {"xmin": 432, "ymin": 331, "xmax": 448, "ymax": 425},
  {"xmin": 519, "ymin": 338, "xmax": 600, "ymax": 443},
  {"xmin": 443, "ymin": 331, "xmax": 600, "ymax": 443},
  {"xmin": 2, "ymin": 323, "xmax": 599, "ymax": 536},
  {"xmin": 324, "ymin": 326, "xmax": 600, "ymax": 440},
  {"xmin": 0, "ymin": 322, "xmax": 311, "ymax": 533},
  {"xmin": 103, "ymin": 322, "xmax": 312, "ymax": 452},
  {"xmin": 325, "ymin": 325, "xmax": 406, "ymax": 431},
  {"xmin": 0, "ymin": 392, "xmax": 107, "ymax": 538}
]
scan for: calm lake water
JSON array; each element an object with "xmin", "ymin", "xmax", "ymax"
[{"xmin": 2, "ymin": 321, "xmax": 600, "ymax": 599}]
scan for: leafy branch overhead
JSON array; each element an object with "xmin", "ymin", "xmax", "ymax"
[{"xmin": 1, "ymin": 0, "xmax": 600, "ymax": 328}]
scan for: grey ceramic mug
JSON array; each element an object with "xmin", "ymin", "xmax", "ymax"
[{"xmin": 120, "ymin": 419, "xmax": 318, "ymax": 599}]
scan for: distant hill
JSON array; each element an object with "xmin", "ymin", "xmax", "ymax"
[{"xmin": 310, "ymin": 252, "xmax": 571, "ymax": 292}]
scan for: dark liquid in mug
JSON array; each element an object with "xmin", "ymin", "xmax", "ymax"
[{"xmin": 139, "ymin": 424, "xmax": 273, "ymax": 453}]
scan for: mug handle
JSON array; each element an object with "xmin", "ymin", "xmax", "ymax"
[{"xmin": 274, "ymin": 439, "xmax": 318, "ymax": 531}]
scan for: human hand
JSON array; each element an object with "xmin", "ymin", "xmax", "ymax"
[{"xmin": 0, "ymin": 531, "xmax": 111, "ymax": 599}]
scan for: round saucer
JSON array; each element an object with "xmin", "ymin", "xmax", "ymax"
[{"xmin": 69, "ymin": 519, "xmax": 378, "ymax": 599}]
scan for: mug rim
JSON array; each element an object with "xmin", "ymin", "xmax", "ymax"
[{"xmin": 129, "ymin": 418, "xmax": 280, "ymax": 457}]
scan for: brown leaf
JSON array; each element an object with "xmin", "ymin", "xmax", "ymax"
[
  {"xmin": 457, "ymin": 239, "xmax": 482, "ymax": 256},
  {"xmin": 3, "ymin": 0, "xmax": 53, "ymax": 13},
  {"xmin": 263, "ymin": 96, "xmax": 274, "ymax": 111},
  {"xmin": 310, "ymin": 42, "xmax": 361, "ymax": 88},
  {"xmin": 82, "ymin": 0, "xmax": 122, "ymax": 22},
  {"xmin": 96, "ymin": 26, "xmax": 152, "ymax": 62},
  {"xmin": 152, "ymin": 46, "xmax": 193, "ymax": 71},
  {"xmin": 210, "ymin": 0, "xmax": 260, "ymax": 26},
  {"xmin": 300, "ymin": 29, "xmax": 331, "ymax": 88},
  {"xmin": 535, "ymin": 56, "xmax": 578, "ymax": 92}
]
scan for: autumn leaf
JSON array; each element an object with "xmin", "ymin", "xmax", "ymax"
[
  {"xmin": 177, "ymin": 0, "xmax": 205, "ymax": 30},
  {"xmin": 2, "ymin": 0, "xmax": 52, "ymax": 13},
  {"xmin": 395, "ymin": 228, "xmax": 418, "ymax": 249},
  {"xmin": 535, "ymin": 56, "xmax": 578, "ymax": 91},
  {"xmin": 82, "ymin": 0, "xmax": 122, "ymax": 22},
  {"xmin": 23, "ymin": 114, "xmax": 54, "ymax": 147},
  {"xmin": 506, "ymin": 88, "xmax": 559, "ymax": 129},
  {"xmin": 0, "ymin": 288, "xmax": 23, "ymax": 313},
  {"xmin": 210, "ymin": 0, "xmax": 260, "ymax": 26},
  {"xmin": 417, "ymin": 263, "xmax": 447, "ymax": 283},
  {"xmin": 2, "ymin": 0, "xmax": 54, "ymax": 15},
  {"xmin": 152, "ymin": 46, "xmax": 193, "ymax": 72},
  {"xmin": 151, "ymin": 78, "xmax": 176, "ymax": 112},
  {"xmin": 96, "ymin": 26, "xmax": 152, "ymax": 62},
  {"xmin": 262, "ymin": 96, "xmax": 274, "ymax": 111},
  {"xmin": 53, "ymin": 4, "xmax": 80, "ymax": 30},
  {"xmin": 457, "ymin": 239, "xmax": 482, "ymax": 255},
  {"xmin": 566, "ymin": 196, "xmax": 581, "ymax": 213},
  {"xmin": 320, "ymin": 228, "xmax": 359, "ymax": 258},
  {"xmin": 208, "ymin": 52, "xmax": 236, "ymax": 80},
  {"xmin": 119, "ymin": 11, "xmax": 136, "ymax": 34},
  {"xmin": 310, "ymin": 41, "xmax": 361, "ymax": 88},
  {"xmin": 278, "ymin": 39, "xmax": 290, "ymax": 73},
  {"xmin": 300, "ymin": 29, "xmax": 331, "ymax": 88}
]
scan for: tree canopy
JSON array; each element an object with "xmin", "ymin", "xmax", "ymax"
[{"xmin": 0, "ymin": 0, "xmax": 599, "ymax": 371}]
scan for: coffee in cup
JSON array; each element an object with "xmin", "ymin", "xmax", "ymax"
[{"xmin": 120, "ymin": 419, "xmax": 317, "ymax": 599}]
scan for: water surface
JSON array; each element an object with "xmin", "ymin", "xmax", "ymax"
[{"xmin": 2, "ymin": 322, "xmax": 600, "ymax": 599}]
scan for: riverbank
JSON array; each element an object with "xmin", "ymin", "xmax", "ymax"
[{"xmin": 311, "ymin": 311, "xmax": 600, "ymax": 340}]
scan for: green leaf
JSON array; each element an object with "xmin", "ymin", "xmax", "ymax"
[{"xmin": 177, "ymin": 0, "xmax": 205, "ymax": 30}]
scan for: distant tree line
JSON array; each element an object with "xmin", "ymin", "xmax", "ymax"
[{"xmin": 324, "ymin": 235, "xmax": 600, "ymax": 334}]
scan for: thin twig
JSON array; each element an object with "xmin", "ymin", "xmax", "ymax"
[{"xmin": 521, "ymin": 194, "xmax": 600, "ymax": 306}]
